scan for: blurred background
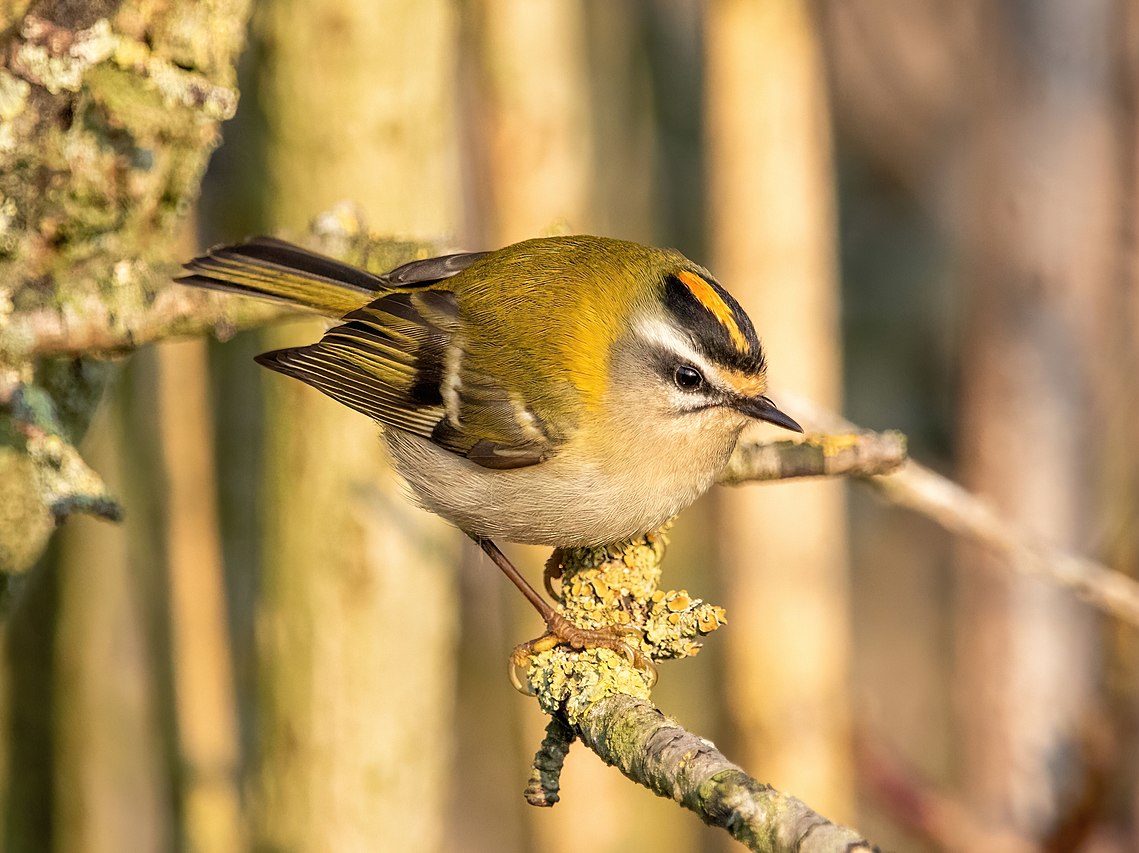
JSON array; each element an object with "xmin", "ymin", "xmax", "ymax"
[{"xmin": 4, "ymin": 1, "xmax": 1138, "ymax": 851}]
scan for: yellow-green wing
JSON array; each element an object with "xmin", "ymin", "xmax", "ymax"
[{"xmin": 258, "ymin": 288, "xmax": 559, "ymax": 470}]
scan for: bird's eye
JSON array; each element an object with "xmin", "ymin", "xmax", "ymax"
[{"xmin": 673, "ymin": 364, "xmax": 704, "ymax": 391}]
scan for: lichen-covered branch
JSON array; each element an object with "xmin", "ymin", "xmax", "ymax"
[
  {"xmin": 524, "ymin": 714, "xmax": 575, "ymax": 807},
  {"xmin": 719, "ymin": 429, "xmax": 907, "ymax": 484},
  {"xmin": 513, "ymin": 533, "xmax": 876, "ymax": 852},
  {"xmin": 578, "ymin": 695, "xmax": 874, "ymax": 853}
]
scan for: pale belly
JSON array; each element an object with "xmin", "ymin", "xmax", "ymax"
[{"xmin": 383, "ymin": 428, "xmax": 729, "ymax": 546}]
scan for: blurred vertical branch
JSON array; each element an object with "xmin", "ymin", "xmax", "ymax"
[
  {"xmin": 463, "ymin": 4, "xmax": 631, "ymax": 851},
  {"xmin": 583, "ymin": 4, "xmax": 656, "ymax": 246},
  {"xmin": 1111, "ymin": 0, "xmax": 1139, "ymax": 838},
  {"xmin": 706, "ymin": 0, "xmax": 853, "ymax": 821},
  {"xmin": 249, "ymin": 2, "xmax": 461, "ymax": 851},
  {"xmin": 465, "ymin": 0, "xmax": 593, "ymax": 245},
  {"xmin": 956, "ymin": 0, "xmax": 1118, "ymax": 840},
  {"xmin": 52, "ymin": 402, "xmax": 173, "ymax": 853},
  {"xmin": 155, "ymin": 338, "xmax": 244, "ymax": 853}
]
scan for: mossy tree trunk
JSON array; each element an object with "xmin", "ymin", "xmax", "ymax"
[
  {"xmin": 0, "ymin": 4, "xmax": 252, "ymax": 850},
  {"xmin": 248, "ymin": 2, "xmax": 462, "ymax": 850},
  {"xmin": 0, "ymin": 0, "xmax": 253, "ymax": 573}
]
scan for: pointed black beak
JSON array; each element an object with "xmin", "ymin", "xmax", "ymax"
[{"xmin": 733, "ymin": 395, "xmax": 804, "ymax": 434}]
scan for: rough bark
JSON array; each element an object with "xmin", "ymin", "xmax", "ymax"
[
  {"xmin": 0, "ymin": 0, "xmax": 254, "ymax": 573},
  {"xmin": 248, "ymin": 2, "xmax": 462, "ymax": 851},
  {"xmin": 706, "ymin": 0, "xmax": 853, "ymax": 818}
]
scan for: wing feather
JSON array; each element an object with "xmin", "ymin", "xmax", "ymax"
[
  {"xmin": 383, "ymin": 252, "xmax": 491, "ymax": 287},
  {"xmin": 257, "ymin": 290, "xmax": 455, "ymax": 435},
  {"xmin": 253, "ymin": 264, "xmax": 559, "ymax": 470}
]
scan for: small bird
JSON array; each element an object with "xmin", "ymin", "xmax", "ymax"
[{"xmin": 179, "ymin": 235, "xmax": 801, "ymax": 663}]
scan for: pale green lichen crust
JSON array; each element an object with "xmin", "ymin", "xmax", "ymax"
[
  {"xmin": 520, "ymin": 527, "xmax": 728, "ymax": 724},
  {"xmin": 0, "ymin": 3, "xmax": 252, "ymax": 573},
  {"xmin": 0, "ymin": 368, "xmax": 121, "ymax": 572}
]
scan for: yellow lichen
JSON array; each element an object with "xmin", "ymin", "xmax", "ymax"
[
  {"xmin": 819, "ymin": 432, "xmax": 862, "ymax": 456},
  {"xmin": 519, "ymin": 525, "xmax": 730, "ymax": 713},
  {"xmin": 525, "ymin": 646, "xmax": 653, "ymax": 725}
]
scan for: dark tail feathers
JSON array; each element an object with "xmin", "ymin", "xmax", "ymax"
[{"xmin": 177, "ymin": 237, "xmax": 386, "ymax": 316}]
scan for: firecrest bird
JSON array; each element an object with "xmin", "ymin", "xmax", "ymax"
[{"xmin": 179, "ymin": 235, "xmax": 801, "ymax": 666}]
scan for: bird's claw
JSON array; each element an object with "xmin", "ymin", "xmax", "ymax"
[
  {"xmin": 509, "ymin": 611, "xmax": 658, "ymax": 694},
  {"xmin": 542, "ymin": 552, "xmax": 564, "ymax": 603}
]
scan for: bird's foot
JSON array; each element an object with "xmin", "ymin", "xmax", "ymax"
[{"xmin": 509, "ymin": 611, "xmax": 657, "ymax": 694}]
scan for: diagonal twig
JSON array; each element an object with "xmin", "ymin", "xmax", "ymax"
[{"xmin": 755, "ymin": 392, "xmax": 1139, "ymax": 629}]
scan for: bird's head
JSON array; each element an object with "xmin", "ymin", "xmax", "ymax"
[{"xmin": 602, "ymin": 262, "xmax": 801, "ymax": 457}]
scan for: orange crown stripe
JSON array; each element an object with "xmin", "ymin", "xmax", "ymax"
[{"xmin": 676, "ymin": 270, "xmax": 749, "ymax": 353}]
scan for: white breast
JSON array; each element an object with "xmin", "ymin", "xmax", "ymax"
[{"xmin": 383, "ymin": 418, "xmax": 736, "ymax": 546}]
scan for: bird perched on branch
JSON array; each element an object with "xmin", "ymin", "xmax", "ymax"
[{"xmin": 179, "ymin": 235, "xmax": 801, "ymax": 666}]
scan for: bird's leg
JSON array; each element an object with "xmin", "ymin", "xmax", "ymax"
[{"xmin": 471, "ymin": 536, "xmax": 652, "ymax": 674}]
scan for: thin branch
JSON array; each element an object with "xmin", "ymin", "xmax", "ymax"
[
  {"xmin": 4, "ymin": 287, "xmax": 292, "ymax": 361},
  {"xmin": 719, "ymin": 429, "xmax": 907, "ymax": 484},
  {"xmin": 778, "ymin": 392, "xmax": 1139, "ymax": 629}
]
